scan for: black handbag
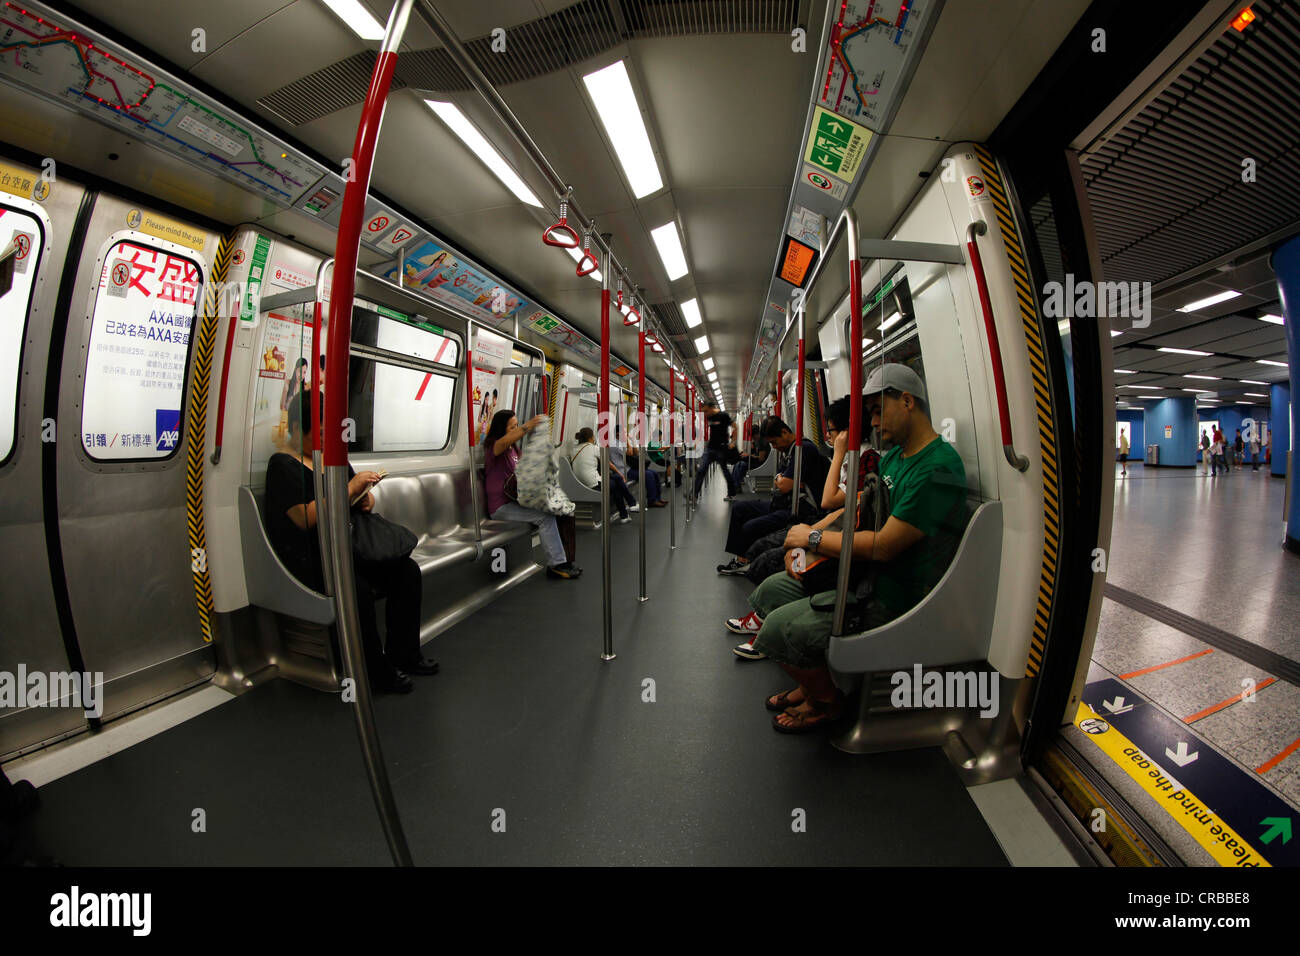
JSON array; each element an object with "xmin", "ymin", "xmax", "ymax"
[{"xmin": 350, "ymin": 511, "xmax": 418, "ymax": 563}]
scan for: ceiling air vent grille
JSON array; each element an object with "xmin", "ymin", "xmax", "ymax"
[
  {"xmin": 622, "ymin": 0, "xmax": 800, "ymax": 36},
  {"xmin": 1080, "ymin": 0, "xmax": 1300, "ymax": 286}
]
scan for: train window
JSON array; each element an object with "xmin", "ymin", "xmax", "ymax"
[
  {"xmin": 348, "ymin": 358, "xmax": 455, "ymax": 453},
  {"xmin": 346, "ymin": 304, "xmax": 461, "ymax": 454},
  {"xmin": 1, "ymin": 205, "xmax": 44, "ymax": 466},
  {"xmin": 81, "ymin": 239, "xmax": 202, "ymax": 462}
]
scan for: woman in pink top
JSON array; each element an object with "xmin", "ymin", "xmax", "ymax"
[{"xmin": 483, "ymin": 409, "xmax": 580, "ymax": 579}]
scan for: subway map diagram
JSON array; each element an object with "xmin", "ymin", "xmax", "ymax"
[
  {"xmin": 0, "ymin": 1, "xmax": 324, "ymax": 205},
  {"xmin": 819, "ymin": 0, "xmax": 937, "ymax": 130}
]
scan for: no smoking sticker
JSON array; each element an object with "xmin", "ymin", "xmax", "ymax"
[
  {"xmin": 107, "ymin": 257, "xmax": 130, "ymax": 297},
  {"xmin": 366, "ymin": 214, "xmax": 390, "ymax": 234},
  {"xmin": 800, "ymin": 163, "xmax": 847, "ymax": 200}
]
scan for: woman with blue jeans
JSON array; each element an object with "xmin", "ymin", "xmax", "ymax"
[{"xmin": 484, "ymin": 409, "xmax": 581, "ymax": 579}]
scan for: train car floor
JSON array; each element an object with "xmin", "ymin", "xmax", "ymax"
[{"xmin": 15, "ymin": 484, "xmax": 1010, "ymax": 866}]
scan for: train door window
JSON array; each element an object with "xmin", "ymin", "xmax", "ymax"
[
  {"xmin": 81, "ymin": 238, "xmax": 202, "ymax": 462},
  {"xmin": 250, "ymin": 304, "xmax": 314, "ymax": 475},
  {"xmin": 1, "ymin": 205, "xmax": 45, "ymax": 465}
]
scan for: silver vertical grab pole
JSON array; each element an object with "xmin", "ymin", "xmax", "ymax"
[
  {"xmin": 464, "ymin": 318, "xmax": 484, "ymax": 557},
  {"xmin": 669, "ymin": 371, "xmax": 678, "ymax": 551},
  {"xmin": 792, "ymin": 297, "xmax": 805, "ymax": 522},
  {"xmin": 832, "ymin": 210, "xmax": 862, "ymax": 638},
  {"xmin": 600, "ymin": 244, "xmax": 615, "ymax": 661},
  {"xmin": 637, "ymin": 328, "xmax": 648, "ymax": 602}
]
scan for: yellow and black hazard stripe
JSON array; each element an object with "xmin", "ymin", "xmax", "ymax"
[
  {"xmin": 973, "ymin": 144, "xmax": 1059, "ymax": 678},
  {"xmin": 804, "ymin": 371, "xmax": 822, "ymax": 443},
  {"xmin": 183, "ymin": 231, "xmax": 237, "ymax": 644},
  {"xmin": 548, "ymin": 367, "xmax": 559, "ymax": 422}
]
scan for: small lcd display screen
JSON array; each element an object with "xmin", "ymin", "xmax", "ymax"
[{"xmin": 778, "ymin": 236, "xmax": 818, "ymax": 288}]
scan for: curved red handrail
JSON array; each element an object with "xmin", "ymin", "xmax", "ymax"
[{"xmin": 966, "ymin": 220, "xmax": 1030, "ymax": 472}]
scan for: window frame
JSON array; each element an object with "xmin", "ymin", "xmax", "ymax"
[{"xmin": 0, "ymin": 199, "xmax": 49, "ymax": 469}]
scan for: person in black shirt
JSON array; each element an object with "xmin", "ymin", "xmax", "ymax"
[
  {"xmin": 717, "ymin": 416, "xmax": 829, "ymax": 573},
  {"xmin": 265, "ymin": 390, "xmax": 436, "ymax": 694},
  {"xmin": 693, "ymin": 403, "xmax": 738, "ymax": 499}
]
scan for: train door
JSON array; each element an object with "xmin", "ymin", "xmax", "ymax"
[
  {"xmin": 52, "ymin": 193, "xmax": 223, "ymax": 724},
  {"xmin": 0, "ymin": 160, "xmax": 88, "ymax": 758}
]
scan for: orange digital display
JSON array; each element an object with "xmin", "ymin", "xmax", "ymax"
[{"xmin": 778, "ymin": 236, "xmax": 817, "ymax": 288}]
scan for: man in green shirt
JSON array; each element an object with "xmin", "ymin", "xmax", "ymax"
[{"xmin": 728, "ymin": 363, "xmax": 967, "ymax": 733}]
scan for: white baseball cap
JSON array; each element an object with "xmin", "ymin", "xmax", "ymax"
[{"xmin": 863, "ymin": 363, "xmax": 928, "ymax": 404}]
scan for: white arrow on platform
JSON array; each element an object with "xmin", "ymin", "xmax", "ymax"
[
  {"xmin": 1103, "ymin": 696, "xmax": 1134, "ymax": 714},
  {"xmin": 1166, "ymin": 742, "xmax": 1199, "ymax": 767}
]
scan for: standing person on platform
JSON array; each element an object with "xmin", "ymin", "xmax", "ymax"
[
  {"xmin": 1250, "ymin": 431, "xmax": 1261, "ymax": 471},
  {"xmin": 1118, "ymin": 427, "xmax": 1130, "ymax": 477},
  {"xmin": 693, "ymin": 402, "xmax": 738, "ymax": 501},
  {"xmin": 1234, "ymin": 429, "xmax": 1244, "ymax": 467},
  {"xmin": 1200, "ymin": 429, "xmax": 1211, "ymax": 476}
]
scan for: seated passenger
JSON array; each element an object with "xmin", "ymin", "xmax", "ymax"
[
  {"xmin": 727, "ymin": 364, "xmax": 966, "ymax": 733},
  {"xmin": 571, "ymin": 427, "xmax": 638, "ymax": 523},
  {"xmin": 738, "ymin": 399, "xmax": 882, "ymax": 586},
  {"xmin": 716, "ymin": 416, "xmax": 830, "ymax": 575},
  {"xmin": 485, "ymin": 409, "xmax": 581, "ymax": 578},
  {"xmin": 820, "ymin": 394, "xmax": 881, "ymax": 512},
  {"xmin": 732, "ymin": 435, "xmax": 769, "ymax": 488},
  {"xmin": 608, "ymin": 423, "xmax": 650, "ymax": 513},
  {"xmin": 625, "ymin": 444, "xmax": 667, "ymax": 507},
  {"xmin": 265, "ymin": 390, "xmax": 437, "ymax": 694}
]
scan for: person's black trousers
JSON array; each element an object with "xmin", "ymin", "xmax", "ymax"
[
  {"xmin": 694, "ymin": 446, "xmax": 737, "ymax": 496},
  {"xmin": 354, "ymin": 555, "xmax": 423, "ymax": 673},
  {"xmin": 724, "ymin": 499, "xmax": 791, "ymax": 556}
]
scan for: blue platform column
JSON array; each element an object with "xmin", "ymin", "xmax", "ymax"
[
  {"xmin": 1273, "ymin": 233, "xmax": 1299, "ymax": 550},
  {"xmin": 1147, "ymin": 396, "xmax": 1197, "ymax": 467},
  {"xmin": 1271, "ymin": 384, "xmax": 1290, "ymax": 479}
]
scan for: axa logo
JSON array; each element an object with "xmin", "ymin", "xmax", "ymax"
[{"xmin": 155, "ymin": 409, "xmax": 181, "ymax": 451}]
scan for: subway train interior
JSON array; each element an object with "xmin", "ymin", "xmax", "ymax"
[{"xmin": 1, "ymin": 0, "xmax": 1299, "ymax": 888}]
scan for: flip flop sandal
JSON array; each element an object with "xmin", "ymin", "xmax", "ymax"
[
  {"xmin": 771, "ymin": 697, "xmax": 842, "ymax": 734},
  {"xmin": 765, "ymin": 689, "xmax": 803, "ymax": 712}
]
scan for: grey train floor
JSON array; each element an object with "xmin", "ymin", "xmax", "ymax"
[{"xmin": 19, "ymin": 482, "xmax": 1007, "ymax": 866}]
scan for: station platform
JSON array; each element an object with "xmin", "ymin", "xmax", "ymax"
[{"xmin": 1069, "ymin": 461, "xmax": 1300, "ymax": 866}]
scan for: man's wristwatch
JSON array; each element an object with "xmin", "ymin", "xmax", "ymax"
[{"xmin": 807, "ymin": 529, "xmax": 823, "ymax": 554}]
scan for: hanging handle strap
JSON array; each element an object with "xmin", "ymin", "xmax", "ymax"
[
  {"xmin": 576, "ymin": 226, "xmax": 599, "ymax": 276},
  {"xmin": 543, "ymin": 194, "xmax": 580, "ymax": 248}
]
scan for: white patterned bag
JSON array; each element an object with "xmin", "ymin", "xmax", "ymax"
[{"xmin": 515, "ymin": 416, "xmax": 575, "ymax": 516}]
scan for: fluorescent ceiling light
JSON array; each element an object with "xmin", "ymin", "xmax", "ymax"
[
  {"xmin": 1236, "ymin": 401, "xmax": 1252, "ymax": 405},
  {"xmin": 1258, "ymin": 313, "xmax": 1285, "ymax": 325},
  {"xmin": 708, "ymin": 371, "xmax": 718, "ymax": 381},
  {"xmin": 582, "ymin": 60, "xmax": 663, "ymax": 198},
  {"xmin": 1158, "ymin": 347, "xmax": 1212, "ymax": 356},
  {"xmin": 564, "ymin": 245, "xmax": 601, "ymax": 282},
  {"xmin": 1138, "ymin": 396, "xmax": 1162, "ymax": 400},
  {"xmin": 1245, "ymin": 392, "xmax": 1268, "ymax": 397},
  {"xmin": 702, "ymin": 357, "xmax": 715, "ymax": 370},
  {"xmin": 425, "ymin": 101, "xmax": 542, "ymax": 207},
  {"xmin": 1178, "ymin": 290, "xmax": 1240, "ymax": 312},
  {"xmin": 879, "ymin": 311, "xmax": 903, "ymax": 331},
  {"xmin": 1182, "ymin": 388, "xmax": 1210, "ymax": 393},
  {"xmin": 681, "ymin": 298, "xmax": 703, "ymax": 328},
  {"xmin": 320, "ymin": 0, "xmax": 385, "ymax": 40},
  {"xmin": 861, "ymin": 338, "xmax": 874, "ymax": 349},
  {"xmin": 650, "ymin": 222, "xmax": 689, "ymax": 280},
  {"xmin": 1119, "ymin": 385, "xmax": 1157, "ymax": 389},
  {"xmin": 693, "ymin": 334, "xmax": 709, "ymax": 354},
  {"xmin": 1115, "ymin": 369, "xmax": 1136, "ymax": 374},
  {"xmin": 1257, "ymin": 359, "xmax": 1287, "ymax": 367},
  {"xmin": 1184, "ymin": 374, "xmax": 1220, "ymax": 380},
  {"xmin": 1110, "ymin": 330, "xmax": 1124, "ymax": 337},
  {"xmin": 1241, "ymin": 380, "xmax": 1267, "ymax": 385}
]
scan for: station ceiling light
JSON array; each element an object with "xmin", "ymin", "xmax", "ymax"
[
  {"xmin": 1258, "ymin": 313, "xmax": 1284, "ymax": 324},
  {"xmin": 1158, "ymin": 347, "xmax": 1212, "ymax": 356},
  {"xmin": 1119, "ymin": 384, "xmax": 1158, "ymax": 389},
  {"xmin": 1115, "ymin": 369, "xmax": 1137, "ymax": 374},
  {"xmin": 702, "ymin": 357, "xmax": 715, "ymax": 370},
  {"xmin": 1138, "ymin": 395, "xmax": 1162, "ymax": 400},
  {"xmin": 1245, "ymin": 392, "xmax": 1268, "ymax": 397},
  {"xmin": 319, "ymin": 0, "xmax": 385, "ymax": 40},
  {"xmin": 1177, "ymin": 290, "xmax": 1240, "ymax": 312},
  {"xmin": 651, "ymin": 222, "xmax": 689, "ymax": 280},
  {"xmin": 424, "ymin": 101, "xmax": 542, "ymax": 207},
  {"xmin": 582, "ymin": 60, "xmax": 664, "ymax": 199},
  {"xmin": 1184, "ymin": 374, "xmax": 1220, "ymax": 380},
  {"xmin": 693, "ymin": 334, "xmax": 709, "ymax": 354},
  {"xmin": 1182, "ymin": 388, "xmax": 1211, "ymax": 393},
  {"xmin": 1257, "ymin": 359, "xmax": 1287, "ymax": 367},
  {"xmin": 1241, "ymin": 380, "xmax": 1267, "ymax": 385},
  {"xmin": 681, "ymin": 298, "xmax": 703, "ymax": 328}
]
